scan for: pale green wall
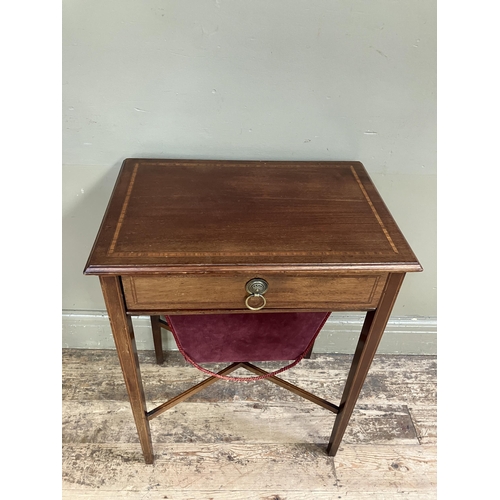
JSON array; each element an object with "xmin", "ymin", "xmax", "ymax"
[{"xmin": 63, "ymin": 1, "xmax": 436, "ymax": 334}]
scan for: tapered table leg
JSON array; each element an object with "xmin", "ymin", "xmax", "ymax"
[
  {"xmin": 327, "ymin": 272, "xmax": 405, "ymax": 456},
  {"xmin": 100, "ymin": 276, "xmax": 154, "ymax": 464},
  {"xmin": 150, "ymin": 315, "xmax": 164, "ymax": 365}
]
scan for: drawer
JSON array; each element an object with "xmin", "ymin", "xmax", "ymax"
[{"xmin": 121, "ymin": 273, "xmax": 388, "ymax": 312}]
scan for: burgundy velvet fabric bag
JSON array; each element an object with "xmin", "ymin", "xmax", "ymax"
[{"xmin": 165, "ymin": 312, "xmax": 330, "ymax": 381}]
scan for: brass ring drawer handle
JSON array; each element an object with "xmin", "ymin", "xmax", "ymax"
[
  {"xmin": 245, "ymin": 293, "xmax": 267, "ymax": 311},
  {"xmin": 245, "ymin": 278, "xmax": 268, "ymax": 311}
]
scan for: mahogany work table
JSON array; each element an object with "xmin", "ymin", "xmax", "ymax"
[{"xmin": 84, "ymin": 159, "xmax": 422, "ymax": 464}]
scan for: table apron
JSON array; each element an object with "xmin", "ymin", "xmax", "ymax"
[{"xmin": 121, "ymin": 272, "xmax": 388, "ymax": 313}]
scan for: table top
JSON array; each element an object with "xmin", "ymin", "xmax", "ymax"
[{"xmin": 84, "ymin": 159, "xmax": 422, "ymax": 275}]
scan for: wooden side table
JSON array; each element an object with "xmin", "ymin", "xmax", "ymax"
[{"xmin": 84, "ymin": 159, "xmax": 422, "ymax": 464}]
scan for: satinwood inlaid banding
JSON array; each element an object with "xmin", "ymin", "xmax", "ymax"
[
  {"xmin": 108, "ymin": 162, "xmax": 139, "ymax": 255},
  {"xmin": 349, "ymin": 165, "xmax": 399, "ymax": 254}
]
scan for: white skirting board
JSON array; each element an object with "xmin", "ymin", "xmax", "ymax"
[{"xmin": 62, "ymin": 311, "xmax": 436, "ymax": 355}]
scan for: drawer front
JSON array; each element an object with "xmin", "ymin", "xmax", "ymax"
[{"xmin": 122, "ymin": 273, "xmax": 388, "ymax": 312}]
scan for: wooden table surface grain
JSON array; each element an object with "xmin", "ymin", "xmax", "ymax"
[{"xmin": 85, "ymin": 159, "xmax": 421, "ymax": 275}]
